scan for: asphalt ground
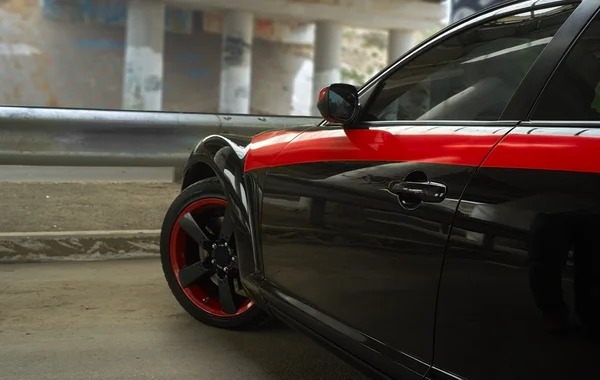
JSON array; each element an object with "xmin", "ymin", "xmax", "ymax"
[{"xmin": 0, "ymin": 258, "xmax": 369, "ymax": 380}]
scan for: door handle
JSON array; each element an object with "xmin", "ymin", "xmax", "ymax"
[{"xmin": 388, "ymin": 180, "xmax": 447, "ymax": 203}]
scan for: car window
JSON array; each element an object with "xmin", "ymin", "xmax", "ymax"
[
  {"xmin": 362, "ymin": 4, "xmax": 578, "ymax": 122},
  {"xmin": 531, "ymin": 11, "xmax": 600, "ymax": 120}
]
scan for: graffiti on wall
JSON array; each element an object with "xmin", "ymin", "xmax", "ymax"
[
  {"xmin": 41, "ymin": 0, "xmax": 193, "ymax": 34},
  {"xmin": 75, "ymin": 39, "xmax": 124, "ymax": 49},
  {"xmin": 223, "ymin": 36, "xmax": 251, "ymax": 66},
  {"xmin": 123, "ymin": 45, "xmax": 163, "ymax": 110},
  {"xmin": 203, "ymin": 12, "xmax": 315, "ymax": 45}
]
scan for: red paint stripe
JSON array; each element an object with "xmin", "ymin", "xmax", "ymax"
[
  {"xmin": 244, "ymin": 127, "xmax": 507, "ymax": 172},
  {"xmin": 243, "ymin": 130, "xmax": 303, "ymax": 173},
  {"xmin": 244, "ymin": 127, "xmax": 600, "ymax": 174},
  {"xmin": 483, "ymin": 133, "xmax": 600, "ymax": 174}
]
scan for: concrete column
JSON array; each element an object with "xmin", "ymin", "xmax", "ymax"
[
  {"xmin": 387, "ymin": 29, "xmax": 416, "ymax": 64},
  {"xmin": 250, "ymin": 20, "xmax": 314, "ymax": 115},
  {"xmin": 312, "ymin": 21, "xmax": 342, "ymax": 116},
  {"xmin": 219, "ymin": 11, "xmax": 254, "ymax": 114},
  {"xmin": 122, "ymin": 0, "xmax": 165, "ymax": 111}
]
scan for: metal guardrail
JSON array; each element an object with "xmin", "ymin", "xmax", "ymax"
[{"xmin": 0, "ymin": 106, "xmax": 322, "ymax": 167}]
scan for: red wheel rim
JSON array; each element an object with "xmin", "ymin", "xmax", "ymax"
[{"xmin": 170, "ymin": 197, "xmax": 254, "ymax": 317}]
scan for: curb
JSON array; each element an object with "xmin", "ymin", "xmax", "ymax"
[{"xmin": 0, "ymin": 230, "xmax": 160, "ymax": 263}]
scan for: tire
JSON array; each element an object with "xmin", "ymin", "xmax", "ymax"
[{"xmin": 160, "ymin": 177, "xmax": 270, "ymax": 329}]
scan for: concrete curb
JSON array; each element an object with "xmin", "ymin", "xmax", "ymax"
[{"xmin": 0, "ymin": 230, "xmax": 160, "ymax": 263}]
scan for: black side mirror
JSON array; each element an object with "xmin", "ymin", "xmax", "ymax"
[{"xmin": 316, "ymin": 83, "xmax": 359, "ymax": 125}]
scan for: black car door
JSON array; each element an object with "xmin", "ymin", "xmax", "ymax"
[
  {"xmin": 258, "ymin": 1, "xmax": 580, "ymax": 378},
  {"xmin": 433, "ymin": 2, "xmax": 600, "ymax": 379}
]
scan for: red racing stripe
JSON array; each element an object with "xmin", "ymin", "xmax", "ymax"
[
  {"xmin": 243, "ymin": 129, "xmax": 304, "ymax": 173},
  {"xmin": 244, "ymin": 126, "xmax": 510, "ymax": 172},
  {"xmin": 482, "ymin": 132, "xmax": 600, "ymax": 174}
]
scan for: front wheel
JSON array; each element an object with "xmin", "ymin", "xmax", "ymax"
[{"xmin": 160, "ymin": 177, "xmax": 270, "ymax": 329}]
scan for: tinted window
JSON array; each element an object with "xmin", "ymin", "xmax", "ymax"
[
  {"xmin": 363, "ymin": 4, "xmax": 577, "ymax": 122},
  {"xmin": 532, "ymin": 11, "xmax": 600, "ymax": 120}
]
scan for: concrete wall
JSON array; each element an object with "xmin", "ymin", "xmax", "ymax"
[{"xmin": 0, "ymin": 0, "xmax": 309, "ymax": 114}]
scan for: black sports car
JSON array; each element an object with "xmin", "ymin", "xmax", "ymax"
[{"xmin": 160, "ymin": 0, "xmax": 600, "ymax": 378}]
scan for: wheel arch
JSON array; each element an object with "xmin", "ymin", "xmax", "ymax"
[
  {"xmin": 181, "ymin": 134, "xmax": 251, "ymax": 190},
  {"xmin": 180, "ymin": 135, "xmax": 266, "ymax": 302},
  {"xmin": 181, "ymin": 160, "xmax": 216, "ymax": 190}
]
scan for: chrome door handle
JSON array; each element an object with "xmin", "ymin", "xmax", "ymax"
[{"xmin": 388, "ymin": 180, "xmax": 447, "ymax": 203}]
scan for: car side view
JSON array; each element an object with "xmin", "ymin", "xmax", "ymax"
[{"xmin": 160, "ymin": 0, "xmax": 600, "ymax": 378}]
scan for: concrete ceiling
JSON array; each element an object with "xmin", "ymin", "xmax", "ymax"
[{"xmin": 168, "ymin": 0, "xmax": 446, "ymax": 30}]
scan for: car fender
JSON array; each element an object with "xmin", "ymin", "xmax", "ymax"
[
  {"xmin": 183, "ymin": 133, "xmax": 258, "ymax": 282},
  {"xmin": 180, "ymin": 128, "xmax": 308, "ymax": 300},
  {"xmin": 182, "ymin": 128, "xmax": 305, "ymax": 224}
]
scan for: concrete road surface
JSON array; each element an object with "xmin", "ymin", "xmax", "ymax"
[{"xmin": 0, "ymin": 258, "xmax": 369, "ymax": 380}]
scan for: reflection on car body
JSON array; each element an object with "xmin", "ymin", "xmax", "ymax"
[{"xmin": 160, "ymin": 1, "xmax": 600, "ymax": 379}]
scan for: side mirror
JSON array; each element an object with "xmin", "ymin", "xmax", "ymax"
[{"xmin": 316, "ymin": 83, "xmax": 359, "ymax": 125}]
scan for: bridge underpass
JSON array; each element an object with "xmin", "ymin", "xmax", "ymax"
[
  {"xmin": 123, "ymin": 0, "xmax": 446, "ymax": 115},
  {"xmin": 0, "ymin": 0, "xmax": 454, "ymax": 181},
  {"xmin": 5, "ymin": 0, "xmax": 446, "ymax": 117}
]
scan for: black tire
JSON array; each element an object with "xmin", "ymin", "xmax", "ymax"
[{"xmin": 160, "ymin": 177, "xmax": 270, "ymax": 329}]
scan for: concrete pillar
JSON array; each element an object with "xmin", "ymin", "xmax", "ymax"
[
  {"xmin": 312, "ymin": 21, "xmax": 342, "ymax": 116},
  {"xmin": 122, "ymin": 0, "xmax": 165, "ymax": 111},
  {"xmin": 250, "ymin": 20, "xmax": 314, "ymax": 115},
  {"xmin": 387, "ymin": 29, "xmax": 416, "ymax": 64},
  {"xmin": 219, "ymin": 11, "xmax": 254, "ymax": 114}
]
